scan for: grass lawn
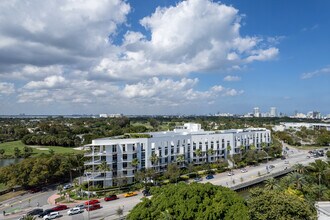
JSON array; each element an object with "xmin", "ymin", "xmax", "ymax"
[
  {"xmin": 0, "ymin": 140, "xmax": 82, "ymax": 157},
  {"xmin": 0, "ymin": 183, "xmax": 7, "ymax": 191},
  {"xmin": 0, "ymin": 190, "xmax": 26, "ymax": 203}
]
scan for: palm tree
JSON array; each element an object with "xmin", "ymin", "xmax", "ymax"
[
  {"xmin": 239, "ymin": 145, "xmax": 245, "ymax": 159},
  {"xmin": 249, "ymin": 144, "xmax": 256, "ymax": 151},
  {"xmin": 131, "ymin": 158, "xmax": 139, "ymax": 170},
  {"xmin": 176, "ymin": 154, "xmax": 185, "ymax": 167},
  {"xmin": 207, "ymin": 148, "xmax": 214, "ymax": 163},
  {"xmin": 150, "ymin": 153, "xmax": 159, "ymax": 167},
  {"xmin": 22, "ymin": 216, "xmax": 37, "ymax": 220},
  {"xmin": 264, "ymin": 177, "xmax": 279, "ymax": 190},
  {"xmin": 288, "ymin": 172, "xmax": 306, "ymax": 190},
  {"xmin": 307, "ymin": 159, "xmax": 328, "ymax": 186},
  {"xmin": 293, "ymin": 163, "xmax": 306, "ymax": 174},
  {"xmin": 194, "ymin": 149, "xmax": 202, "ymax": 164},
  {"xmin": 98, "ymin": 161, "xmax": 111, "ymax": 189}
]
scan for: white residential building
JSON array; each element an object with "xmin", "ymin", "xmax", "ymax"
[{"xmin": 84, "ymin": 123, "xmax": 271, "ymax": 187}]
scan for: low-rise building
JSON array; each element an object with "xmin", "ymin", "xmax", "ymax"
[{"xmin": 84, "ymin": 123, "xmax": 271, "ymax": 187}]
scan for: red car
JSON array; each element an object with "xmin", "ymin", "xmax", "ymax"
[
  {"xmin": 52, "ymin": 205, "xmax": 68, "ymax": 211},
  {"xmin": 84, "ymin": 199, "xmax": 100, "ymax": 206},
  {"xmin": 104, "ymin": 195, "xmax": 118, "ymax": 201},
  {"xmin": 85, "ymin": 204, "xmax": 101, "ymax": 211}
]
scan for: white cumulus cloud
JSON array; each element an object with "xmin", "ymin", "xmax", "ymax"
[
  {"xmin": 94, "ymin": 0, "xmax": 279, "ymax": 80},
  {"xmin": 0, "ymin": 82, "xmax": 15, "ymax": 95}
]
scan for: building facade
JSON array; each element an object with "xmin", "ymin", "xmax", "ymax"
[{"xmin": 84, "ymin": 123, "xmax": 271, "ymax": 187}]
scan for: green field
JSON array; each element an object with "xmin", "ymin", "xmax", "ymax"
[{"xmin": 0, "ymin": 140, "xmax": 82, "ymax": 157}]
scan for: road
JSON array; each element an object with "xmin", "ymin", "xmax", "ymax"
[{"xmin": 2, "ymin": 146, "xmax": 327, "ymax": 220}]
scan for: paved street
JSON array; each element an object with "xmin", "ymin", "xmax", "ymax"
[{"xmin": 1, "ymin": 146, "xmax": 327, "ymax": 220}]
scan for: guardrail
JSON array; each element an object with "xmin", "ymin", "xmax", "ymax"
[{"xmin": 230, "ymin": 168, "xmax": 294, "ymax": 191}]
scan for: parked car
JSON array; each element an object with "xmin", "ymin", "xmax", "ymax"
[
  {"xmin": 206, "ymin": 174, "xmax": 214, "ymax": 179},
  {"xmin": 269, "ymin": 165, "xmax": 275, "ymax": 169},
  {"xmin": 43, "ymin": 211, "xmax": 60, "ymax": 220},
  {"xmin": 26, "ymin": 208, "xmax": 43, "ymax": 216},
  {"xmin": 84, "ymin": 199, "xmax": 100, "ymax": 206},
  {"xmin": 51, "ymin": 205, "xmax": 68, "ymax": 211},
  {"xmin": 240, "ymin": 168, "xmax": 247, "ymax": 173},
  {"xmin": 67, "ymin": 207, "xmax": 84, "ymax": 215},
  {"xmin": 76, "ymin": 204, "xmax": 85, "ymax": 210},
  {"xmin": 63, "ymin": 184, "xmax": 73, "ymax": 190},
  {"xmin": 124, "ymin": 192, "xmax": 138, "ymax": 197},
  {"xmin": 38, "ymin": 209, "xmax": 53, "ymax": 218},
  {"xmin": 193, "ymin": 177, "xmax": 203, "ymax": 182},
  {"xmin": 29, "ymin": 187, "xmax": 42, "ymax": 193},
  {"xmin": 104, "ymin": 195, "xmax": 118, "ymax": 201},
  {"xmin": 142, "ymin": 189, "xmax": 151, "ymax": 196},
  {"xmin": 85, "ymin": 204, "xmax": 101, "ymax": 211}
]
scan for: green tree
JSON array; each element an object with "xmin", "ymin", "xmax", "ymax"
[
  {"xmin": 307, "ymin": 159, "xmax": 329, "ymax": 186},
  {"xmin": 293, "ymin": 163, "xmax": 306, "ymax": 174},
  {"xmin": 207, "ymin": 148, "xmax": 214, "ymax": 163},
  {"xmin": 98, "ymin": 160, "xmax": 111, "ymax": 188},
  {"xmin": 14, "ymin": 147, "xmax": 21, "ymax": 158},
  {"xmin": 131, "ymin": 158, "xmax": 139, "ymax": 170},
  {"xmin": 264, "ymin": 177, "xmax": 279, "ymax": 190},
  {"xmin": 127, "ymin": 183, "xmax": 249, "ymax": 220},
  {"xmin": 150, "ymin": 153, "xmax": 159, "ymax": 166},
  {"xmin": 247, "ymin": 188, "xmax": 315, "ymax": 220},
  {"xmin": 176, "ymin": 154, "xmax": 185, "ymax": 167},
  {"xmin": 22, "ymin": 146, "xmax": 33, "ymax": 158},
  {"xmin": 22, "ymin": 216, "xmax": 37, "ymax": 220},
  {"xmin": 194, "ymin": 148, "xmax": 202, "ymax": 163},
  {"xmin": 0, "ymin": 148, "xmax": 5, "ymax": 158},
  {"xmin": 164, "ymin": 163, "xmax": 180, "ymax": 183}
]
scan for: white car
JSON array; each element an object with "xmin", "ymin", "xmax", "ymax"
[
  {"xmin": 43, "ymin": 212, "xmax": 60, "ymax": 220},
  {"xmin": 68, "ymin": 207, "xmax": 84, "ymax": 215}
]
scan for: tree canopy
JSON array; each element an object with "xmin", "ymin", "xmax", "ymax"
[
  {"xmin": 247, "ymin": 188, "xmax": 315, "ymax": 220},
  {"xmin": 127, "ymin": 183, "xmax": 249, "ymax": 220}
]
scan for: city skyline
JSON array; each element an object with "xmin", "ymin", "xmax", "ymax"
[{"xmin": 0, "ymin": 0, "xmax": 329, "ymax": 115}]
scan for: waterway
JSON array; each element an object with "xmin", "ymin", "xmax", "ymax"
[{"xmin": 0, "ymin": 158, "xmax": 23, "ymax": 167}]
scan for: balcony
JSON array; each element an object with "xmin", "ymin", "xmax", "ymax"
[
  {"xmin": 84, "ymin": 159, "xmax": 102, "ymax": 166},
  {"xmin": 84, "ymin": 151, "xmax": 108, "ymax": 157}
]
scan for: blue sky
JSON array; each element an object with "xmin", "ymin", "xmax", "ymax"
[{"xmin": 0, "ymin": 0, "xmax": 329, "ymax": 116}]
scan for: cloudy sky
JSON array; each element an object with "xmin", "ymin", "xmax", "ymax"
[{"xmin": 0, "ymin": 0, "xmax": 329, "ymax": 115}]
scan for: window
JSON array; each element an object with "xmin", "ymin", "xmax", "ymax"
[
  {"xmin": 123, "ymin": 170, "xmax": 127, "ymax": 175},
  {"xmin": 112, "ymin": 155, "xmax": 117, "ymax": 162},
  {"xmin": 132, "ymin": 144, "xmax": 135, "ymax": 151},
  {"xmin": 123, "ymin": 154, "xmax": 127, "ymax": 160},
  {"xmin": 123, "ymin": 162, "xmax": 127, "ymax": 168},
  {"xmin": 141, "ymin": 143, "xmax": 145, "ymax": 151},
  {"xmin": 112, "ymin": 145, "xmax": 117, "ymax": 153},
  {"xmin": 122, "ymin": 145, "xmax": 126, "ymax": 152}
]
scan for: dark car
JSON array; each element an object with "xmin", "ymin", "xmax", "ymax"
[
  {"xmin": 104, "ymin": 195, "xmax": 118, "ymax": 201},
  {"xmin": 29, "ymin": 187, "xmax": 42, "ymax": 193},
  {"xmin": 38, "ymin": 209, "xmax": 53, "ymax": 217},
  {"xmin": 206, "ymin": 174, "xmax": 214, "ymax": 180},
  {"xmin": 85, "ymin": 204, "xmax": 101, "ymax": 211},
  {"xmin": 26, "ymin": 208, "xmax": 43, "ymax": 216},
  {"xmin": 142, "ymin": 190, "xmax": 151, "ymax": 196},
  {"xmin": 52, "ymin": 205, "xmax": 68, "ymax": 211}
]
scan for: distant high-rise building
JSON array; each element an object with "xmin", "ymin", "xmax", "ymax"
[
  {"xmin": 254, "ymin": 107, "xmax": 260, "ymax": 117},
  {"xmin": 270, "ymin": 107, "xmax": 277, "ymax": 117},
  {"xmin": 307, "ymin": 111, "xmax": 321, "ymax": 119}
]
